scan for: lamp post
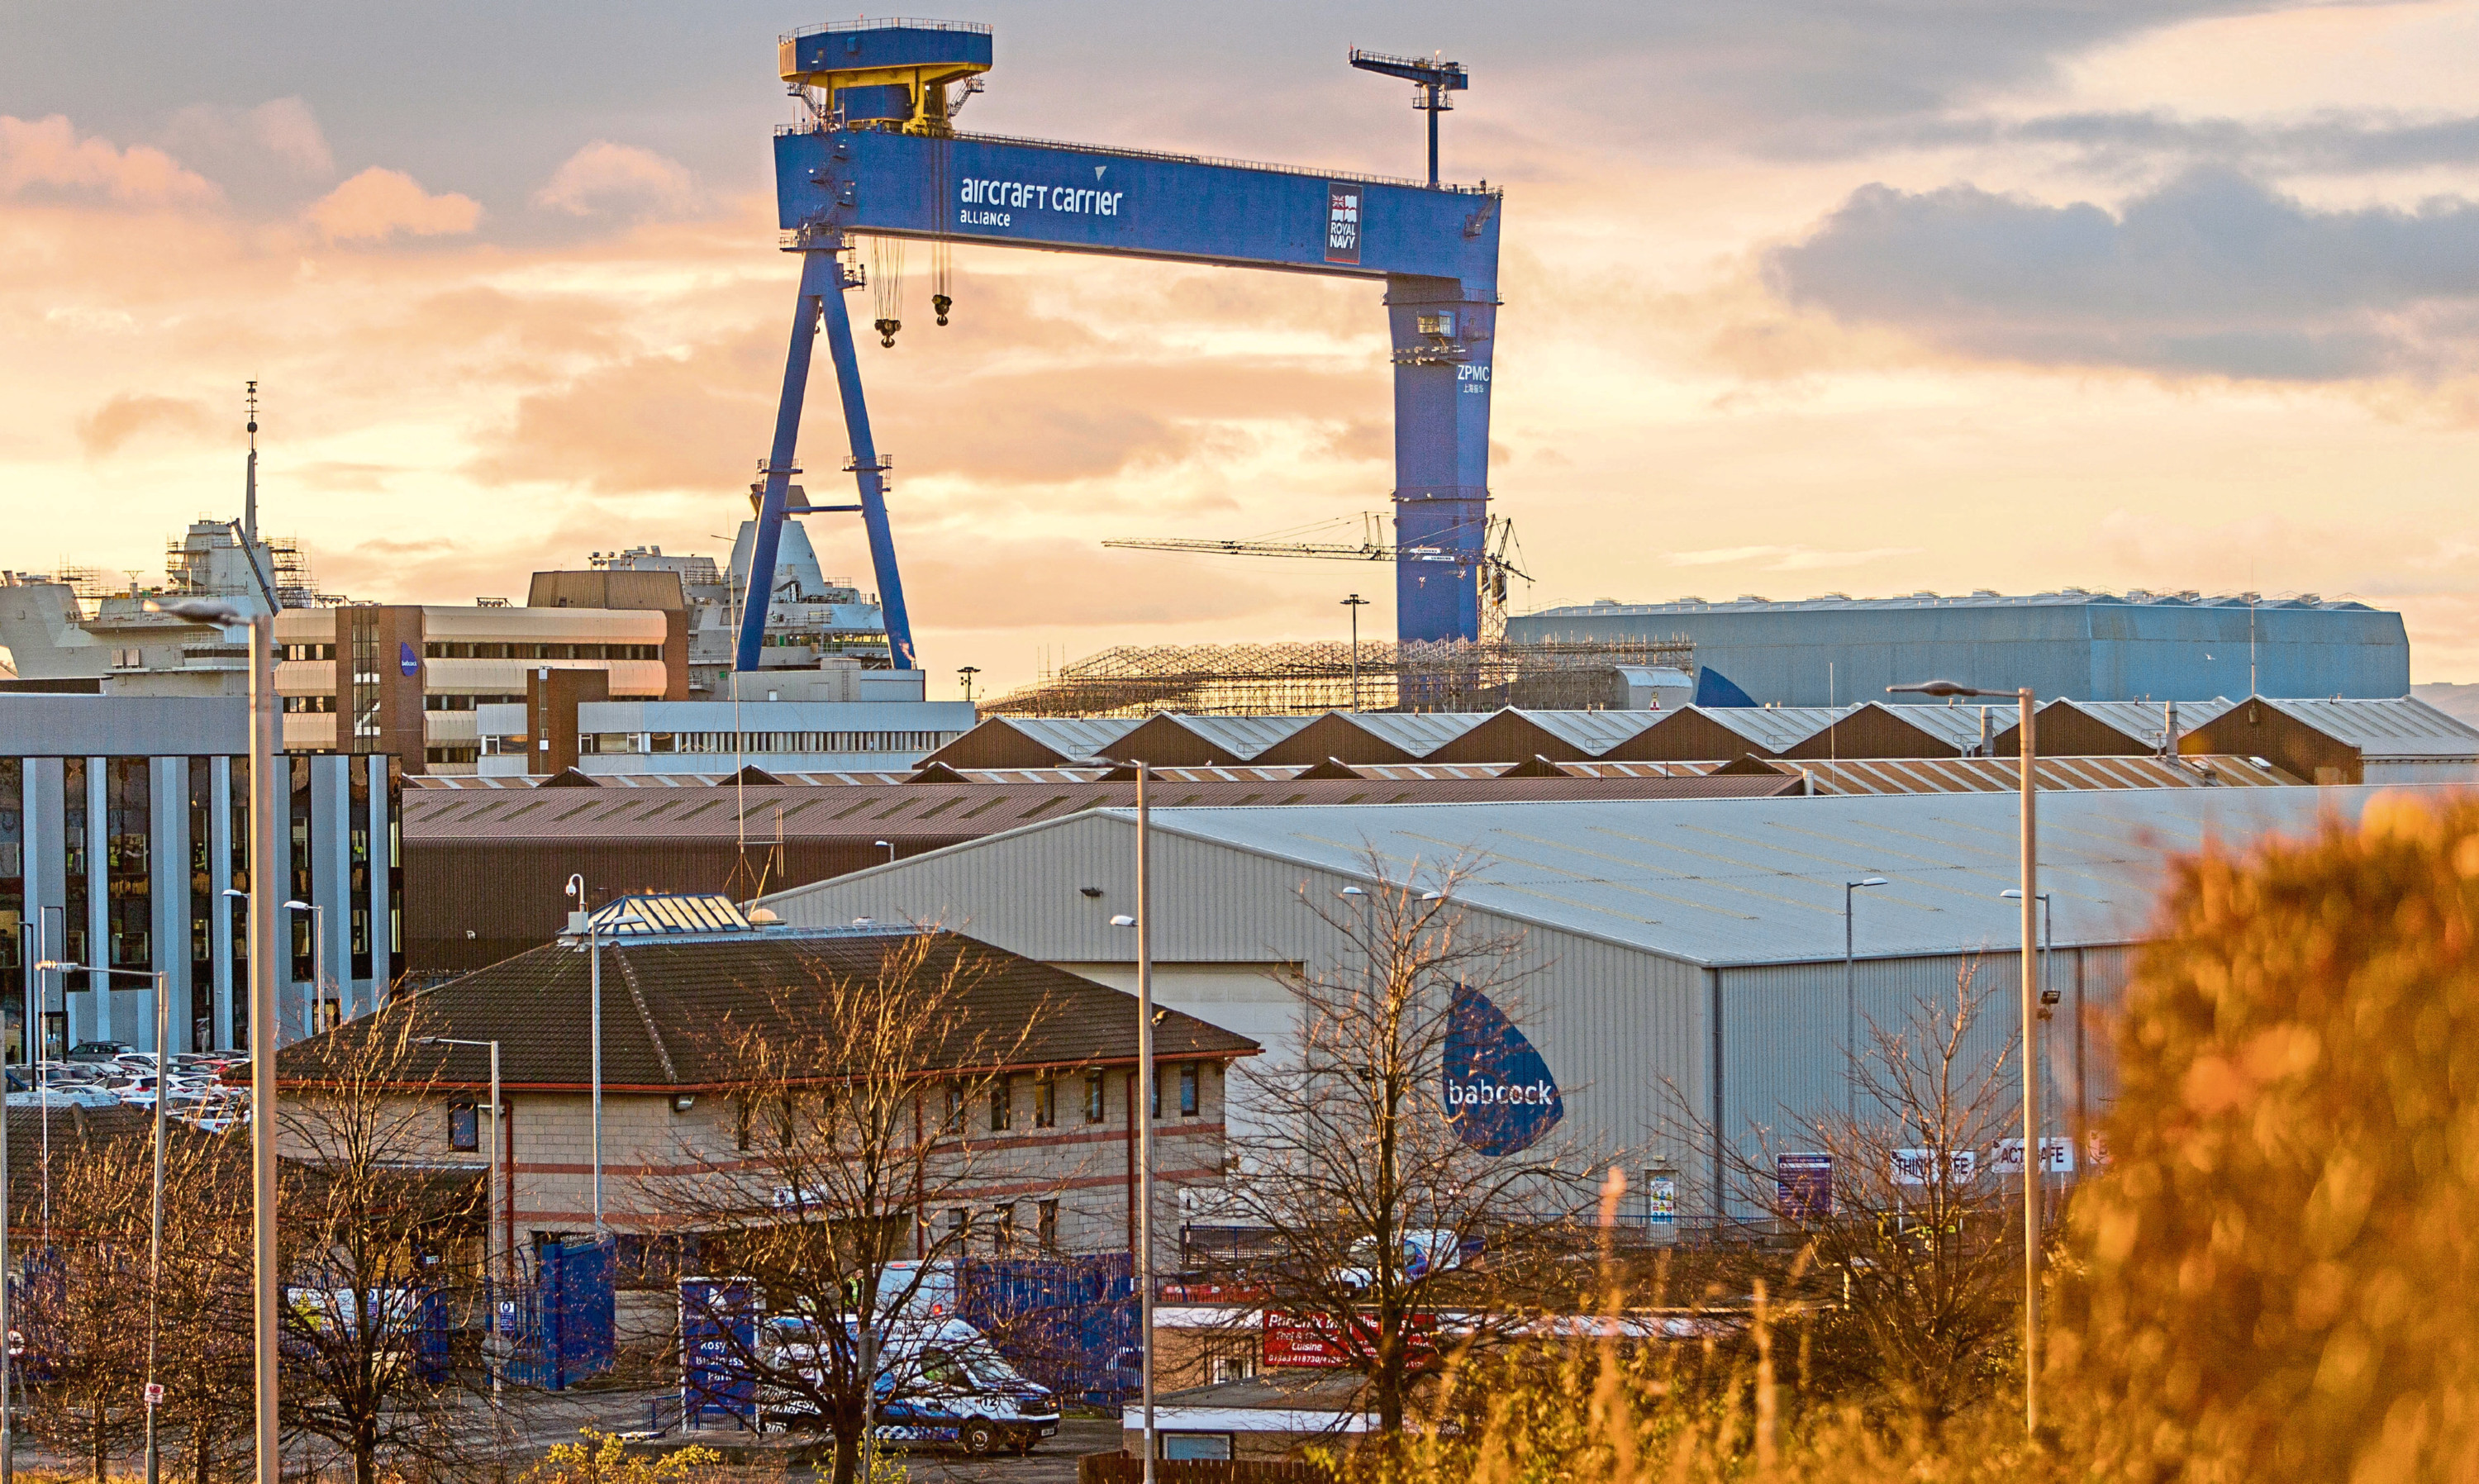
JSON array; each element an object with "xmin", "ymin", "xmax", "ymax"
[
  {"xmin": 281, "ymin": 900, "xmax": 321, "ymax": 1042},
  {"xmin": 873, "ymin": 840, "xmax": 896, "ymax": 865},
  {"xmin": 1891, "ymin": 678, "xmax": 2039, "ymax": 1433},
  {"xmin": 37, "ymin": 963, "xmax": 170, "ymax": 1484},
  {"xmin": 563, "ymin": 881, "xmax": 643, "ymax": 1243},
  {"xmin": 957, "ymin": 665, "xmax": 979, "ymax": 704},
  {"xmin": 1842, "ymin": 878, "xmax": 1888, "ymax": 1124},
  {"xmin": 1103, "ymin": 755, "xmax": 1158, "ymax": 1482},
  {"xmin": 417, "ymin": 1036, "xmax": 502, "ymax": 1416},
  {"xmin": 1341, "ymin": 594, "xmax": 1369, "ymax": 712},
  {"xmin": 2003, "ymin": 887, "xmax": 2060, "ymax": 1215},
  {"xmin": 153, "ymin": 595, "xmax": 278, "ymax": 1484}
]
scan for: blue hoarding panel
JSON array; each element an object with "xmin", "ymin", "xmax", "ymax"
[
  {"xmin": 680, "ymin": 1277, "xmax": 759, "ymax": 1429},
  {"xmin": 958, "ymin": 1253, "xmax": 1139, "ymax": 1408}
]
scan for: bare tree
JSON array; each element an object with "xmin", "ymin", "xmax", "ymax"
[
  {"xmin": 153, "ymin": 1132, "xmax": 257, "ymax": 1484},
  {"xmin": 20, "ymin": 1123, "xmax": 154, "ymax": 1482},
  {"xmin": 651, "ymin": 932, "xmax": 1061, "ymax": 1484},
  {"xmin": 1220, "ymin": 854, "xmax": 1592, "ymax": 1437},
  {"xmin": 1699, "ymin": 961, "xmax": 2029, "ymax": 1423},
  {"xmin": 277, "ymin": 1009, "xmax": 487, "ymax": 1484}
]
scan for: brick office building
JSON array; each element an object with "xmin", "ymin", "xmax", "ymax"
[{"xmin": 275, "ymin": 897, "xmax": 1256, "ymax": 1285}]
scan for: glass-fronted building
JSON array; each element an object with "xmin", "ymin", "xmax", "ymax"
[{"xmin": 0, "ymin": 696, "xmax": 399, "ymax": 1058}]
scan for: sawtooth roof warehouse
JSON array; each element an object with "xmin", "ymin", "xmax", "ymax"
[{"xmin": 760, "ymin": 786, "xmax": 2429, "ymax": 1223}]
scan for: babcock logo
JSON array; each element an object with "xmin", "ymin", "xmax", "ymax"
[{"xmin": 1441, "ymin": 982, "xmax": 1563, "ymax": 1156}]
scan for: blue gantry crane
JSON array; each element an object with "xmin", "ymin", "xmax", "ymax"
[{"xmin": 735, "ymin": 18, "xmax": 1502, "ymax": 673}]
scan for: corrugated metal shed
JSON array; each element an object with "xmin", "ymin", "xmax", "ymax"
[
  {"xmin": 1771, "ymin": 754, "xmax": 2295, "ymax": 794},
  {"xmin": 1520, "ymin": 708, "xmax": 1665, "ymax": 755},
  {"xmin": 1690, "ymin": 706, "xmax": 1849, "ymax": 754},
  {"xmin": 2071, "ymin": 697, "xmax": 2234, "ymax": 744},
  {"xmin": 1305, "ymin": 711, "xmax": 1486, "ymax": 756},
  {"xmin": 936, "ymin": 787, "xmax": 2395, "ymax": 967},
  {"xmin": 1510, "ymin": 590, "xmax": 2410, "ymax": 706},
  {"xmin": 2253, "ymin": 697, "xmax": 2479, "ymax": 760}
]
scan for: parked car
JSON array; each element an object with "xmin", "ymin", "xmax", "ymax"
[
  {"xmin": 66, "ymin": 1041, "xmax": 132, "ymax": 1064},
  {"xmin": 758, "ymin": 1314, "xmax": 1060, "ymax": 1455},
  {"xmin": 7, "ymin": 1084, "xmax": 121, "ymax": 1110}
]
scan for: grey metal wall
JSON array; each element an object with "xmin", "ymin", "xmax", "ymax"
[
  {"xmin": 1709, "ymin": 942, "xmax": 2142, "ymax": 1219},
  {"xmin": 764, "ymin": 813, "xmax": 1720, "ymax": 1209},
  {"xmin": 767, "ymin": 817, "xmax": 2158, "ymax": 1224}
]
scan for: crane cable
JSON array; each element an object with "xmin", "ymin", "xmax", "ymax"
[{"xmin": 871, "ymin": 235, "xmax": 905, "ymax": 347}]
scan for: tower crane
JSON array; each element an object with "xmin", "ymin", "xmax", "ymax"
[
  {"xmin": 1104, "ymin": 511, "xmax": 1530, "ymax": 635},
  {"xmin": 734, "ymin": 19, "xmax": 1504, "ymax": 675}
]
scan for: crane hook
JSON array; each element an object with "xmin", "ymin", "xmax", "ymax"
[
  {"xmin": 873, "ymin": 317, "xmax": 902, "ymax": 348},
  {"xmin": 932, "ymin": 293, "xmax": 952, "ymax": 327}
]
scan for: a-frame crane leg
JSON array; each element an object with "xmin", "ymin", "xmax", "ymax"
[{"xmin": 735, "ymin": 240, "xmax": 920, "ymax": 674}]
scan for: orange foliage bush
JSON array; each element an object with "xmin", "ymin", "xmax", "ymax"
[{"xmin": 2056, "ymin": 792, "xmax": 2479, "ymax": 1481}]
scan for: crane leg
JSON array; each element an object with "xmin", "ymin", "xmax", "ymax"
[
  {"xmin": 817, "ymin": 268, "xmax": 919, "ymax": 670},
  {"xmin": 735, "ymin": 249, "xmax": 839, "ymax": 675},
  {"xmin": 1387, "ymin": 274, "xmax": 1495, "ymax": 650},
  {"xmin": 735, "ymin": 242, "xmax": 920, "ymax": 674}
]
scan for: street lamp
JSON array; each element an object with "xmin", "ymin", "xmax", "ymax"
[
  {"xmin": 281, "ymin": 900, "xmax": 321, "ymax": 1042},
  {"xmin": 956, "ymin": 665, "xmax": 979, "ymax": 704},
  {"xmin": 563, "ymin": 880, "xmax": 644, "ymax": 1243},
  {"xmin": 1102, "ymin": 758, "xmax": 1159, "ymax": 1483},
  {"xmin": 1842, "ymin": 878, "xmax": 1888, "ymax": 1124},
  {"xmin": 1891, "ymin": 677, "xmax": 2040, "ymax": 1434},
  {"xmin": 873, "ymin": 840, "xmax": 895, "ymax": 864},
  {"xmin": 38, "ymin": 961, "xmax": 170, "ymax": 1484},
  {"xmin": 151, "ymin": 595, "xmax": 279, "ymax": 1484},
  {"xmin": 416, "ymin": 1035, "xmax": 503, "ymax": 1417},
  {"xmin": 2003, "ymin": 887, "xmax": 2062, "ymax": 1215},
  {"xmin": 1341, "ymin": 594, "xmax": 1370, "ymax": 713}
]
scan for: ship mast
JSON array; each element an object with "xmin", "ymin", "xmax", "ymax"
[{"xmin": 244, "ymin": 380, "xmax": 259, "ymax": 545}]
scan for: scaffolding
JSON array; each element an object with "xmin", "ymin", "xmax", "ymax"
[{"xmin": 983, "ymin": 637, "xmax": 1696, "ymax": 717}]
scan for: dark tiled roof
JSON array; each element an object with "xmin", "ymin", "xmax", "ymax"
[
  {"xmin": 403, "ymin": 773, "xmax": 1801, "ymax": 842},
  {"xmin": 279, "ymin": 928, "xmax": 1258, "ymax": 1092}
]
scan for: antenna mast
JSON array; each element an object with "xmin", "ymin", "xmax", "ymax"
[{"xmin": 243, "ymin": 381, "xmax": 260, "ymax": 545}]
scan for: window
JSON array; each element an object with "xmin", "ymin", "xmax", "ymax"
[
  {"xmin": 1033, "ymin": 1075, "xmax": 1056, "ymax": 1129},
  {"xmin": 734, "ymin": 1096, "xmax": 752, "ymax": 1152},
  {"xmin": 1036, "ymin": 1199, "xmax": 1059, "ymax": 1251},
  {"xmin": 448, "ymin": 1103, "xmax": 478, "ymax": 1152},
  {"xmin": 1180, "ymin": 1063, "xmax": 1201, "ymax": 1118},
  {"xmin": 1151, "ymin": 1067, "xmax": 1161, "ymax": 1120},
  {"xmin": 1084, "ymin": 1069, "xmax": 1106, "ymax": 1124},
  {"xmin": 988, "ymin": 1077, "xmax": 1011, "ymax": 1132},
  {"xmin": 990, "ymin": 1204, "xmax": 1017, "ymax": 1253},
  {"xmin": 945, "ymin": 1209, "xmax": 968, "ymax": 1244},
  {"xmin": 942, "ymin": 1082, "xmax": 966, "ymax": 1134}
]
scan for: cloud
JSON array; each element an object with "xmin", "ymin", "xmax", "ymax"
[
  {"xmin": 1760, "ymin": 106, "xmax": 2479, "ymax": 174},
  {"xmin": 0, "ymin": 115, "xmax": 217, "ymax": 206},
  {"xmin": 1765, "ymin": 168, "xmax": 2479, "ymax": 379},
  {"xmin": 164, "ymin": 98, "xmax": 334, "ymax": 180},
  {"xmin": 305, "ymin": 167, "xmax": 480, "ymax": 243},
  {"xmin": 1669, "ymin": 544, "xmax": 1925, "ymax": 571},
  {"xmin": 76, "ymin": 393, "xmax": 213, "ymax": 457},
  {"xmin": 533, "ymin": 141, "xmax": 696, "ymax": 218}
]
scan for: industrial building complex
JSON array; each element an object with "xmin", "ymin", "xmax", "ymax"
[
  {"xmin": 756, "ymin": 783, "xmax": 2441, "ymax": 1223},
  {"xmin": 0, "ymin": 13, "xmax": 2464, "ymax": 1268},
  {"xmin": 1509, "ymin": 590, "xmax": 2411, "ymax": 707}
]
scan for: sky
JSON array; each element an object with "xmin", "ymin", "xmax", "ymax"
[{"xmin": 7, "ymin": 1, "xmax": 2479, "ymax": 699}]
